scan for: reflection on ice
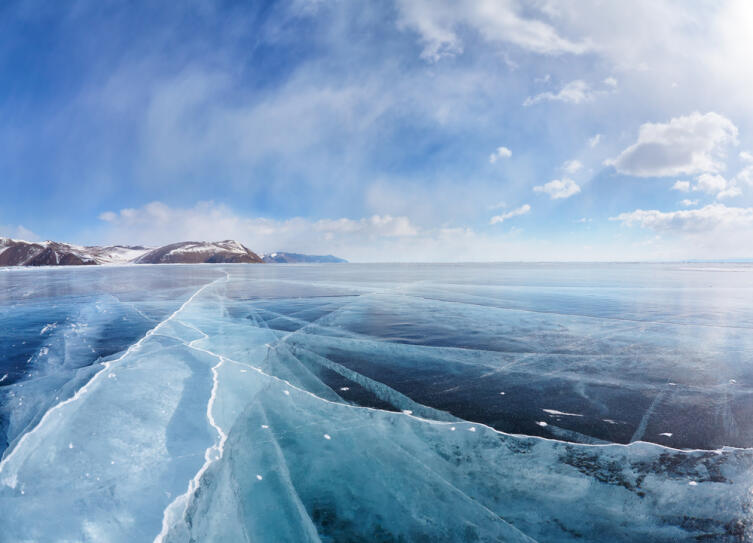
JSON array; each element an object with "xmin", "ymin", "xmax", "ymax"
[{"xmin": 1, "ymin": 263, "xmax": 753, "ymax": 541}]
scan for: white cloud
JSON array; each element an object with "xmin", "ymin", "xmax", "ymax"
[
  {"xmin": 679, "ymin": 199, "xmax": 698, "ymax": 207},
  {"xmin": 736, "ymin": 165, "xmax": 753, "ymax": 186},
  {"xmin": 524, "ymin": 80, "xmax": 595, "ymax": 106},
  {"xmin": 588, "ymin": 134, "xmax": 602, "ymax": 148},
  {"xmin": 603, "ymin": 76, "xmax": 618, "ymax": 87},
  {"xmin": 490, "ymin": 204, "xmax": 531, "ymax": 224},
  {"xmin": 562, "ymin": 159, "xmax": 583, "ymax": 174},
  {"xmin": 672, "ymin": 168, "xmax": 749, "ymax": 200},
  {"xmin": 607, "ymin": 112, "xmax": 739, "ymax": 177},
  {"xmin": 610, "ymin": 204, "xmax": 753, "ymax": 233},
  {"xmin": 489, "ymin": 146, "xmax": 512, "ymax": 163},
  {"xmin": 740, "ymin": 151, "xmax": 753, "ymax": 163},
  {"xmin": 693, "ymin": 173, "xmax": 727, "ymax": 194},
  {"xmin": 533, "ymin": 178, "xmax": 581, "ymax": 199},
  {"xmin": 689, "ymin": 171, "xmax": 747, "ymax": 199},
  {"xmin": 716, "ymin": 185, "xmax": 742, "ymax": 199},
  {"xmin": 395, "ymin": 0, "xmax": 590, "ymax": 62},
  {"xmin": 313, "ymin": 215, "xmax": 418, "ymax": 237}
]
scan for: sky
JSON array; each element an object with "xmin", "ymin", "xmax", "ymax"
[{"xmin": 2, "ymin": 0, "xmax": 753, "ymax": 262}]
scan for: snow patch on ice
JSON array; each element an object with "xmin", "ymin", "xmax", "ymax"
[{"xmin": 542, "ymin": 408, "xmax": 583, "ymax": 417}]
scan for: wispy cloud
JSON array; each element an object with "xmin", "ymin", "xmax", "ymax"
[
  {"xmin": 524, "ymin": 80, "xmax": 595, "ymax": 106},
  {"xmin": 489, "ymin": 204, "xmax": 531, "ymax": 224},
  {"xmin": 562, "ymin": 160, "xmax": 583, "ymax": 174},
  {"xmin": 395, "ymin": 0, "xmax": 589, "ymax": 62},
  {"xmin": 533, "ymin": 178, "xmax": 581, "ymax": 199},
  {"xmin": 489, "ymin": 146, "xmax": 512, "ymax": 163}
]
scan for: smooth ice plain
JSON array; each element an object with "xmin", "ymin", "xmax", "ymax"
[{"xmin": 1, "ymin": 263, "xmax": 752, "ymax": 542}]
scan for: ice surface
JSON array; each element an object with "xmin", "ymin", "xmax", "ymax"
[{"xmin": 1, "ymin": 263, "xmax": 753, "ymax": 541}]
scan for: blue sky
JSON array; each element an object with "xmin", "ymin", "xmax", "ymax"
[{"xmin": 2, "ymin": 0, "xmax": 753, "ymax": 261}]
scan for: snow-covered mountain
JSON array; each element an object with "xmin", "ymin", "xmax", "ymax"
[
  {"xmin": 0, "ymin": 238, "xmax": 262, "ymax": 266},
  {"xmin": 135, "ymin": 240, "xmax": 263, "ymax": 264},
  {"xmin": 0, "ymin": 237, "xmax": 150, "ymax": 266},
  {"xmin": 262, "ymin": 252, "xmax": 347, "ymax": 263}
]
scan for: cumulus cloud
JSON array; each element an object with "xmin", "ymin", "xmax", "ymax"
[
  {"xmin": 588, "ymin": 134, "xmax": 602, "ymax": 148},
  {"xmin": 680, "ymin": 199, "xmax": 698, "ymax": 207},
  {"xmin": 741, "ymin": 151, "xmax": 753, "ymax": 163},
  {"xmin": 562, "ymin": 159, "xmax": 583, "ymax": 174},
  {"xmin": 736, "ymin": 165, "xmax": 753, "ymax": 186},
  {"xmin": 489, "ymin": 204, "xmax": 531, "ymax": 224},
  {"xmin": 533, "ymin": 178, "xmax": 581, "ymax": 199},
  {"xmin": 694, "ymin": 173, "xmax": 727, "ymax": 194},
  {"xmin": 603, "ymin": 76, "xmax": 618, "ymax": 87},
  {"xmin": 607, "ymin": 112, "xmax": 739, "ymax": 177},
  {"xmin": 489, "ymin": 146, "xmax": 512, "ymax": 163},
  {"xmin": 395, "ymin": 0, "xmax": 589, "ymax": 62},
  {"xmin": 610, "ymin": 203, "xmax": 753, "ymax": 233},
  {"xmin": 672, "ymin": 169, "xmax": 748, "ymax": 200},
  {"xmin": 524, "ymin": 80, "xmax": 595, "ymax": 106}
]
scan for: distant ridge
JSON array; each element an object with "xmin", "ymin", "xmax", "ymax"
[{"xmin": 262, "ymin": 252, "xmax": 347, "ymax": 263}]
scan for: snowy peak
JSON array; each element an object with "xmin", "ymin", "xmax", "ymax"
[{"xmin": 135, "ymin": 240, "xmax": 263, "ymax": 264}]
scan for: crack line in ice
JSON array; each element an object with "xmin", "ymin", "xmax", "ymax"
[
  {"xmin": 188, "ymin": 295, "xmax": 752, "ymax": 454},
  {"xmin": 166, "ymin": 330, "xmax": 743, "ymax": 455},
  {"xmin": 0, "ymin": 272, "xmax": 227, "ymax": 487},
  {"xmin": 630, "ymin": 388, "xmax": 671, "ymax": 443},
  {"xmin": 154, "ymin": 276, "xmax": 233, "ymax": 543},
  {"xmin": 386, "ymin": 436, "xmax": 537, "ymax": 541},
  {"xmin": 404, "ymin": 293, "xmax": 753, "ymax": 331},
  {"xmin": 153, "ymin": 352, "xmax": 227, "ymax": 543}
]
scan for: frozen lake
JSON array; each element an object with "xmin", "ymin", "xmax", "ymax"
[{"xmin": 1, "ymin": 263, "xmax": 751, "ymax": 541}]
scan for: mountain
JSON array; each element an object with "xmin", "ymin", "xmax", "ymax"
[
  {"xmin": 0, "ymin": 238, "xmax": 263, "ymax": 266},
  {"xmin": 262, "ymin": 252, "xmax": 347, "ymax": 263},
  {"xmin": 0, "ymin": 238, "xmax": 148, "ymax": 266},
  {"xmin": 134, "ymin": 240, "xmax": 263, "ymax": 264}
]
